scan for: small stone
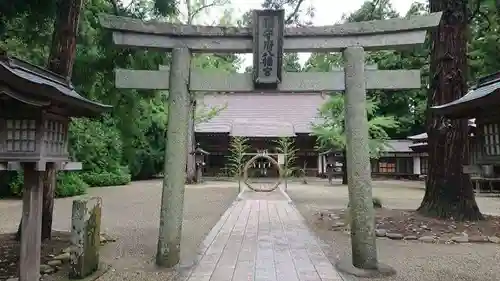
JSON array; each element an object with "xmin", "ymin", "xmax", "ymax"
[
  {"xmin": 451, "ymin": 236, "xmax": 469, "ymax": 243},
  {"xmin": 386, "ymin": 233, "xmax": 403, "ymax": 240},
  {"xmin": 404, "ymin": 235, "xmax": 418, "ymax": 240},
  {"xmin": 469, "ymin": 235, "xmax": 489, "ymax": 243},
  {"xmin": 39, "ymin": 264, "xmax": 54, "ymax": 274},
  {"xmin": 329, "ymin": 214, "xmax": 340, "ymax": 220},
  {"xmin": 418, "ymin": 236, "xmax": 435, "ymax": 243},
  {"xmin": 100, "ymin": 233, "xmax": 116, "ymax": 242},
  {"xmin": 488, "ymin": 236, "xmax": 500, "ymax": 244},
  {"xmin": 334, "ymin": 222, "xmax": 345, "ymax": 227},
  {"xmin": 375, "ymin": 229, "xmax": 387, "ymax": 237},
  {"xmin": 53, "ymin": 252, "xmax": 70, "ymax": 261},
  {"xmin": 47, "ymin": 260, "xmax": 62, "ymax": 266},
  {"xmin": 62, "ymin": 246, "xmax": 72, "ymax": 253},
  {"xmin": 421, "ymin": 224, "xmax": 430, "ymax": 230},
  {"xmin": 438, "ymin": 237, "xmax": 450, "ymax": 243}
]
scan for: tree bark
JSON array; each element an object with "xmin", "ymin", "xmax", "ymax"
[
  {"xmin": 186, "ymin": 100, "xmax": 197, "ymax": 183},
  {"xmin": 417, "ymin": 0, "xmax": 483, "ymax": 221},
  {"xmin": 16, "ymin": 0, "xmax": 85, "ymax": 241},
  {"xmin": 342, "ymin": 149, "xmax": 348, "ymax": 185}
]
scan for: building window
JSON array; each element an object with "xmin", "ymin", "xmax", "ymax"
[
  {"xmin": 482, "ymin": 123, "xmax": 500, "ymax": 156},
  {"xmin": 378, "ymin": 159, "xmax": 396, "ymax": 173},
  {"xmin": 396, "ymin": 158, "xmax": 413, "ymax": 174},
  {"xmin": 420, "ymin": 157, "xmax": 428, "ymax": 175}
]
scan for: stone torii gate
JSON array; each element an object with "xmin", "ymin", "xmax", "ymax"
[{"xmin": 100, "ymin": 11, "xmax": 441, "ymax": 273}]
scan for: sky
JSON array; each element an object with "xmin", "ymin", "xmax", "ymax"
[{"xmin": 120, "ymin": 0, "xmax": 416, "ymax": 69}]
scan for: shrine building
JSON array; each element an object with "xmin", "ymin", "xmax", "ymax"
[{"xmin": 195, "ymin": 93, "xmax": 427, "ymax": 179}]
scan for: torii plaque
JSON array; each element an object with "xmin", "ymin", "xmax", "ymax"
[
  {"xmin": 252, "ymin": 10, "xmax": 284, "ymax": 88},
  {"xmin": 100, "ymin": 10, "xmax": 442, "ymax": 274}
]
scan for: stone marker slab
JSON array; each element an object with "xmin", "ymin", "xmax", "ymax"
[{"xmin": 70, "ymin": 197, "xmax": 102, "ymax": 279}]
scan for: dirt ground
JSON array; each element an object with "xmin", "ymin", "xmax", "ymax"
[
  {"xmin": 0, "ymin": 232, "xmax": 71, "ymax": 280},
  {"xmin": 287, "ymin": 180, "xmax": 500, "ymax": 281},
  {"xmin": 0, "ymin": 180, "xmax": 238, "ymax": 281}
]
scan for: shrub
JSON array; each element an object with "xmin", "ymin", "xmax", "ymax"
[
  {"xmin": 80, "ymin": 166, "xmax": 131, "ymax": 187},
  {"xmin": 8, "ymin": 171, "xmax": 24, "ymax": 197},
  {"xmin": 56, "ymin": 173, "xmax": 88, "ymax": 197},
  {"xmin": 5, "ymin": 171, "xmax": 88, "ymax": 198}
]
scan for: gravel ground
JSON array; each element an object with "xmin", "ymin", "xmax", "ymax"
[
  {"xmin": 286, "ymin": 180, "xmax": 500, "ymax": 281},
  {"xmin": 0, "ymin": 180, "xmax": 238, "ymax": 281}
]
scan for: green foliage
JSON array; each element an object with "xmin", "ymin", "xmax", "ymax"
[
  {"xmin": 55, "ymin": 173, "xmax": 89, "ymax": 197},
  {"xmin": 80, "ymin": 170, "xmax": 131, "ymax": 187},
  {"xmin": 274, "ymin": 137, "xmax": 298, "ymax": 177},
  {"xmin": 226, "ymin": 137, "xmax": 250, "ymax": 178},
  {"xmin": 312, "ymin": 95, "xmax": 399, "ymax": 158},
  {"xmin": 226, "ymin": 137, "xmax": 250, "ymax": 191},
  {"xmin": 7, "ymin": 171, "xmax": 89, "ymax": 198}
]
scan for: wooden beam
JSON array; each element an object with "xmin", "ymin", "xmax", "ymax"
[
  {"xmin": 57, "ymin": 162, "xmax": 83, "ymax": 171},
  {"xmin": 100, "ymin": 12, "xmax": 442, "ymax": 37},
  {"xmin": 0, "ymin": 162, "xmax": 83, "ymax": 171},
  {"xmin": 463, "ymin": 164, "xmax": 482, "ymax": 174},
  {"xmin": 115, "ymin": 69, "xmax": 421, "ymax": 91},
  {"xmin": 20, "ymin": 163, "xmax": 43, "ymax": 281},
  {"xmin": 112, "ymin": 30, "xmax": 427, "ymax": 52}
]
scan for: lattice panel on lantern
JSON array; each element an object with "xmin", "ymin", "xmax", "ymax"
[
  {"xmin": 3, "ymin": 119, "xmax": 37, "ymax": 152},
  {"xmin": 44, "ymin": 119, "xmax": 67, "ymax": 155}
]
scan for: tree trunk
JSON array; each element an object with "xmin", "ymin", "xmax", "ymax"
[
  {"xmin": 342, "ymin": 149, "xmax": 348, "ymax": 185},
  {"xmin": 417, "ymin": 0, "xmax": 483, "ymax": 221},
  {"xmin": 16, "ymin": 0, "xmax": 85, "ymax": 241},
  {"xmin": 186, "ymin": 100, "xmax": 196, "ymax": 183}
]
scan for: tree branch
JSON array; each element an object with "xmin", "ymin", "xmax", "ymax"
[
  {"xmin": 468, "ymin": 0, "xmax": 490, "ymax": 28},
  {"xmin": 188, "ymin": 0, "xmax": 229, "ymax": 23},
  {"xmin": 285, "ymin": 0, "xmax": 306, "ymax": 24},
  {"xmin": 125, "ymin": 0, "xmax": 137, "ymax": 11},
  {"xmin": 109, "ymin": 0, "xmax": 120, "ymax": 15}
]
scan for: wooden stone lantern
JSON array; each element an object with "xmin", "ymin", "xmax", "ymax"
[
  {"xmin": 191, "ymin": 143, "xmax": 209, "ymax": 183},
  {"xmin": 0, "ymin": 53, "xmax": 111, "ymax": 281}
]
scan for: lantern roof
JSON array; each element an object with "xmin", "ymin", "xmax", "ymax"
[{"xmin": 0, "ymin": 51, "xmax": 111, "ymax": 117}]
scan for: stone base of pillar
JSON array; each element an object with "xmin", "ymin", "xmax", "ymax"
[{"xmin": 335, "ymin": 256, "xmax": 396, "ymax": 278}]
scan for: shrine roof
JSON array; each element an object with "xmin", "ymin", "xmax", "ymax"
[
  {"xmin": 431, "ymin": 72, "xmax": 500, "ymax": 118},
  {"xmin": 382, "ymin": 140, "xmax": 414, "ymax": 153},
  {"xmin": 317, "ymin": 140, "xmax": 416, "ymax": 154},
  {"xmin": 407, "ymin": 119, "xmax": 476, "ymax": 141},
  {"xmin": 195, "ymin": 93, "xmax": 325, "ymax": 137},
  {"xmin": 0, "ymin": 52, "xmax": 111, "ymax": 117}
]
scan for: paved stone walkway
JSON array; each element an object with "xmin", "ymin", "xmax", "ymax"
[{"xmin": 182, "ymin": 190, "xmax": 344, "ymax": 281}]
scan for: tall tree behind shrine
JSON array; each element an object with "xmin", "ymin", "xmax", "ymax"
[
  {"xmin": 418, "ymin": 0, "xmax": 482, "ymax": 220},
  {"xmin": 15, "ymin": 0, "xmax": 86, "ymax": 241}
]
